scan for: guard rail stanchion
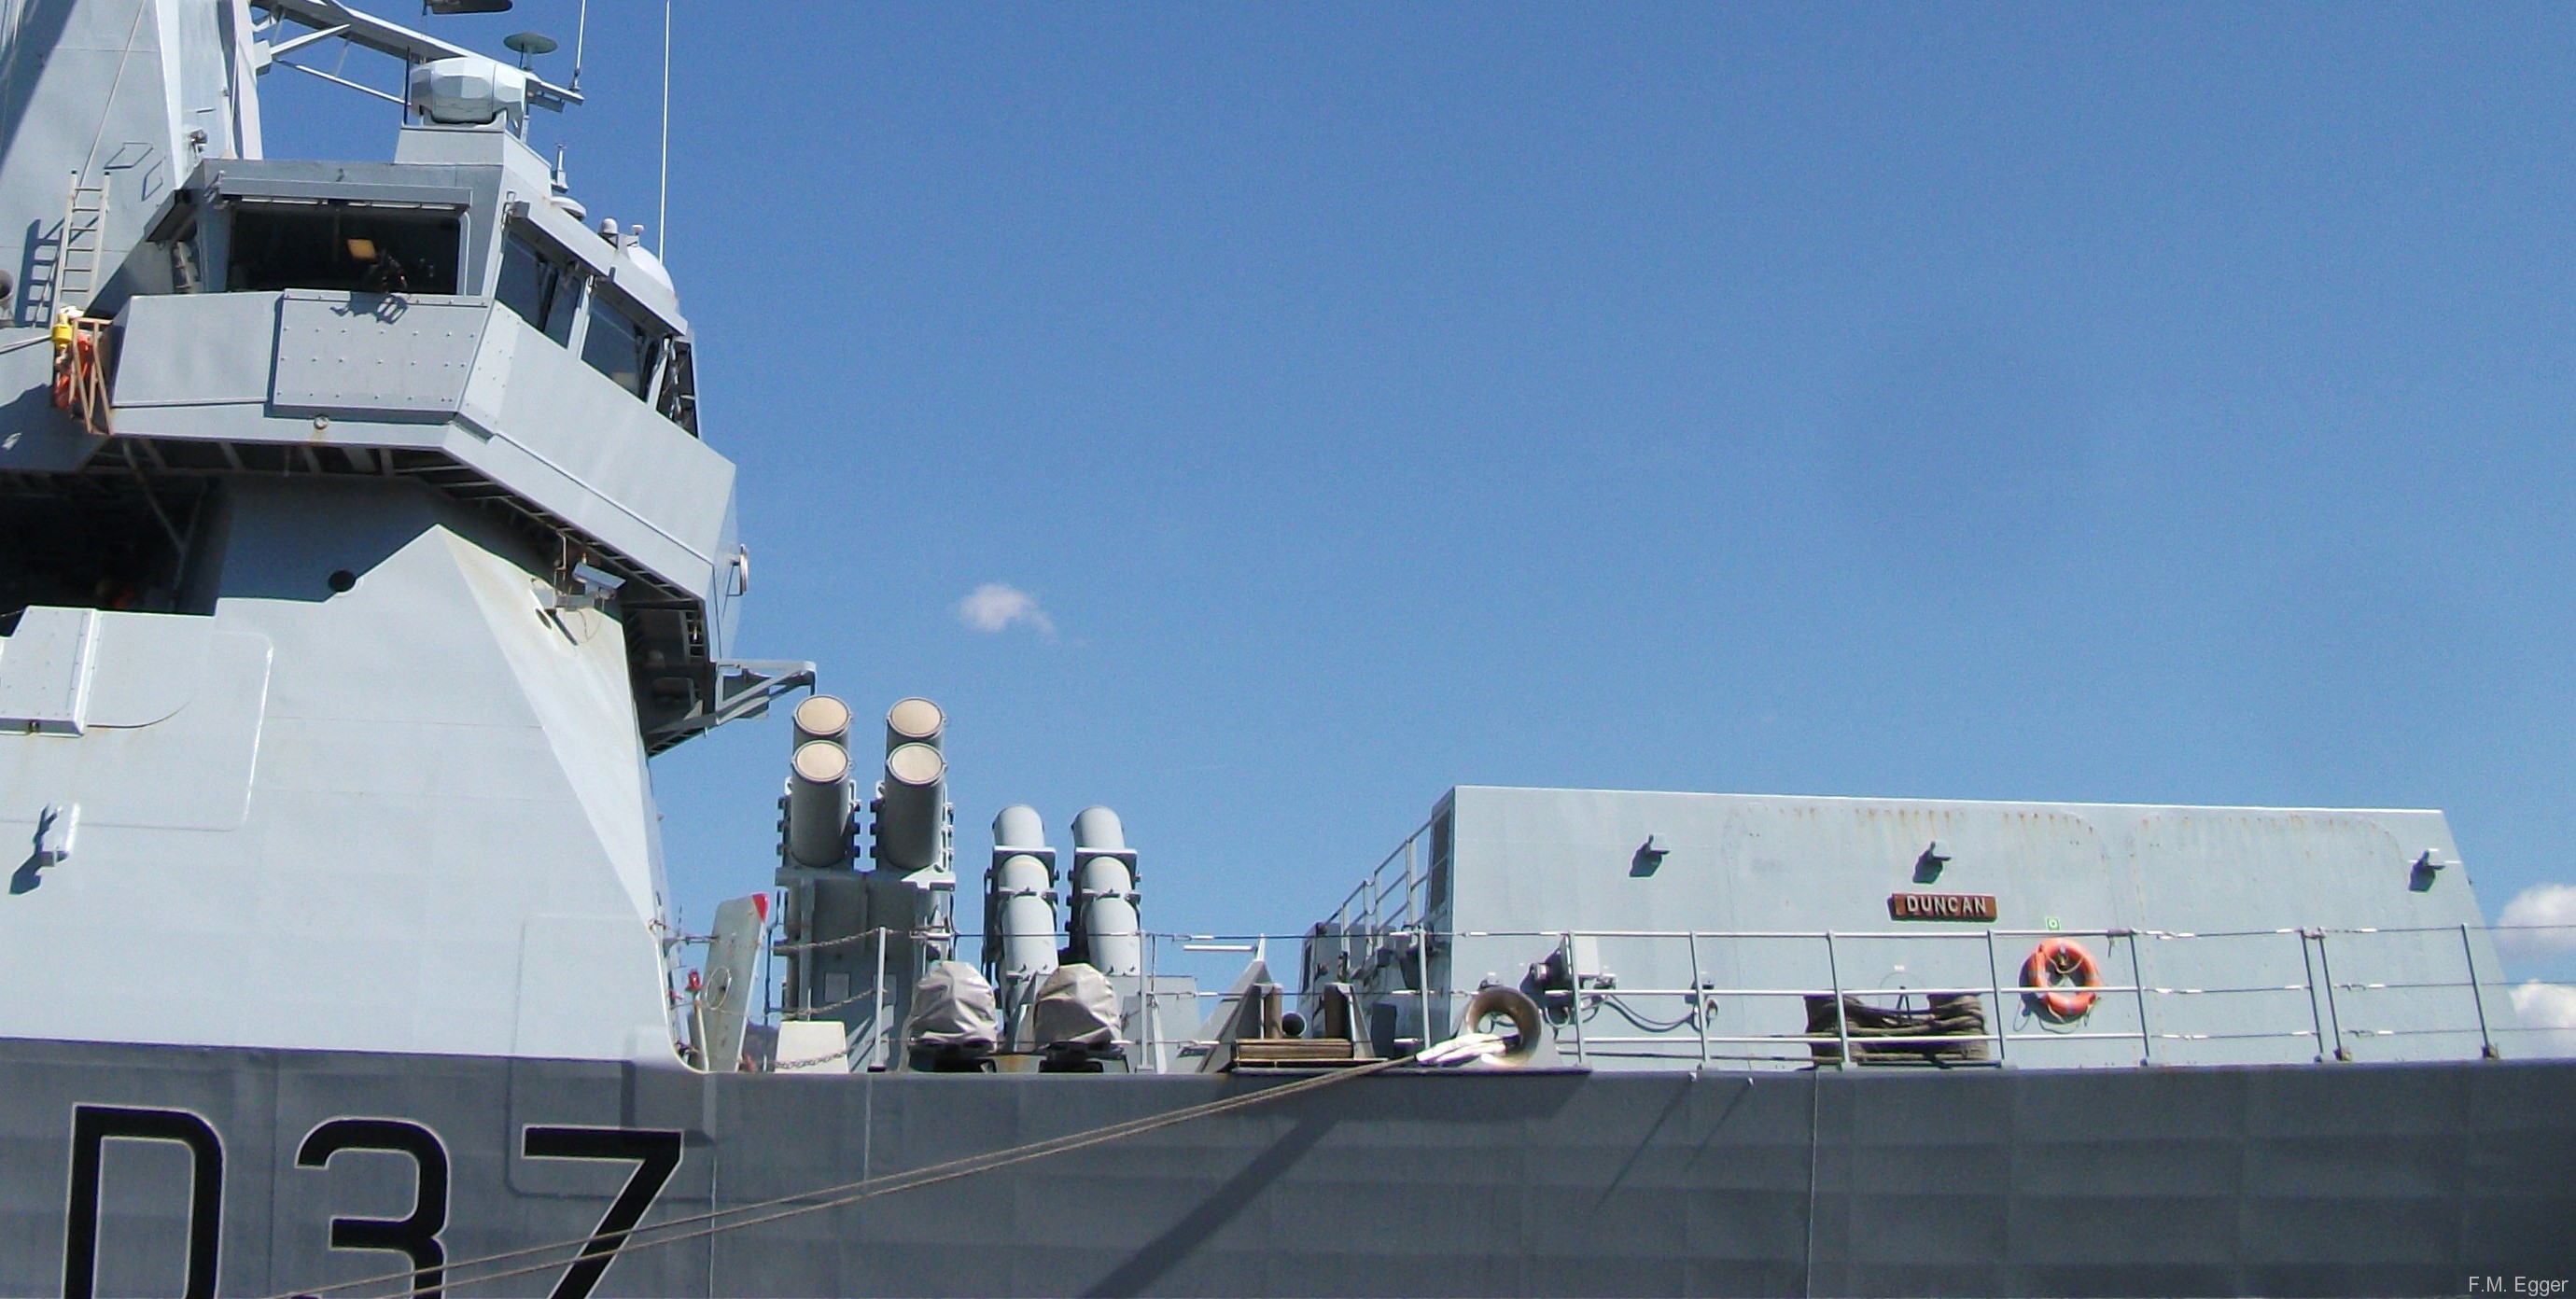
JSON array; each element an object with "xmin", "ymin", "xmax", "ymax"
[
  {"xmin": 2314, "ymin": 929, "xmax": 2351, "ymax": 1061},
  {"xmin": 2459, "ymin": 922, "xmax": 2499, "ymax": 1060},
  {"xmin": 2124, "ymin": 931, "xmax": 2153, "ymax": 1066},
  {"xmin": 1688, "ymin": 930, "xmax": 1708, "ymax": 1068},
  {"xmin": 870, "ymin": 929, "xmax": 886, "ymax": 1070},
  {"xmin": 1417, "ymin": 924, "xmax": 1435, "ymax": 1045},
  {"xmin": 1825, "ymin": 930, "xmax": 1852, "ymax": 1070},
  {"xmin": 1564, "ymin": 932, "xmax": 1586, "ymax": 1066},
  {"xmin": 1982, "ymin": 929, "xmax": 2009, "ymax": 1064},
  {"xmin": 2318, "ymin": 932, "xmax": 2339, "ymax": 1067}
]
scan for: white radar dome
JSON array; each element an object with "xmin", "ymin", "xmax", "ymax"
[{"xmin": 409, "ymin": 56, "xmax": 527, "ymax": 130}]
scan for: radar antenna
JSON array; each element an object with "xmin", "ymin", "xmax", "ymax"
[{"xmin": 250, "ymin": 0, "xmax": 583, "ymax": 112}]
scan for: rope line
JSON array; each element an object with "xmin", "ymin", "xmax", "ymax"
[
  {"xmin": 768, "ymin": 1043, "xmax": 858, "ymax": 1071},
  {"xmin": 769, "ymin": 928, "xmax": 903, "ymax": 955},
  {"xmin": 273, "ymin": 1055, "xmax": 1408, "ymax": 1299}
]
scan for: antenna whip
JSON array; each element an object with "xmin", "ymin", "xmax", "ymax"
[
  {"xmin": 658, "ymin": 0, "xmax": 672, "ymax": 258},
  {"xmin": 570, "ymin": 0, "xmax": 589, "ymax": 92}
]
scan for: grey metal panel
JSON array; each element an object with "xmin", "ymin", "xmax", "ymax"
[
  {"xmin": 438, "ymin": 413, "xmax": 729, "ymax": 601},
  {"xmin": 394, "ymin": 122, "xmax": 562, "ymax": 186},
  {"xmin": 0, "ymin": 1039, "xmax": 2567, "ymax": 1296},
  {"xmin": 112, "ymin": 290, "xmax": 278, "ymax": 407},
  {"xmin": 78, "ymin": 609, "xmax": 213, "ymax": 728},
  {"xmin": 110, "ymin": 398, "xmax": 454, "ymax": 449},
  {"xmin": 97, "ymin": 292, "xmax": 734, "ymax": 603},
  {"xmin": 0, "ymin": 482, "xmax": 677, "ymax": 1062},
  {"xmin": 0, "ymin": 623, "xmax": 270, "ymax": 828},
  {"xmin": 213, "ymin": 175, "xmax": 473, "ymax": 206},
  {"xmin": 455, "ymin": 308, "xmax": 735, "ymax": 576},
  {"xmin": 0, "ymin": 607, "xmax": 97, "ymax": 733},
  {"xmin": 1423, "ymin": 787, "xmax": 2512, "ymax": 1071},
  {"xmin": 271, "ymin": 290, "xmax": 488, "ymax": 416}
]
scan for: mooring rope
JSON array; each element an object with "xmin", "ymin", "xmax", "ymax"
[{"xmin": 273, "ymin": 1055, "xmax": 1410, "ymax": 1299}]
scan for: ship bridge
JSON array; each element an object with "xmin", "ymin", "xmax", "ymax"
[
  {"xmin": 0, "ymin": 0, "xmax": 796, "ymax": 1067},
  {"xmin": 133, "ymin": 135, "xmax": 748, "ymax": 748},
  {"xmin": 0, "ymin": 7, "xmax": 783, "ymax": 753}
]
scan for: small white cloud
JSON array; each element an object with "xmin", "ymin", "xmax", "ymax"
[
  {"xmin": 2497, "ymin": 884, "xmax": 2576, "ymax": 958},
  {"xmin": 2510, "ymin": 981, "xmax": 2576, "ymax": 1058},
  {"xmin": 957, "ymin": 582, "xmax": 1055, "ymax": 636}
]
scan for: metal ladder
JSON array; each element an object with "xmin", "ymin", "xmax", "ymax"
[{"xmin": 53, "ymin": 173, "xmax": 109, "ymax": 315}]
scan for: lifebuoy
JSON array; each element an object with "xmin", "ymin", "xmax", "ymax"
[{"xmin": 2020, "ymin": 937, "xmax": 2100, "ymax": 1020}]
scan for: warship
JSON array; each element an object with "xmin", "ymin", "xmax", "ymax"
[{"xmin": 1, "ymin": 2, "xmax": 2572, "ymax": 1295}]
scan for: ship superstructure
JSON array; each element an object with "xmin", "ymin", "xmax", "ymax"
[
  {"xmin": 0, "ymin": 0, "xmax": 793, "ymax": 1065},
  {"xmin": 0, "ymin": 4, "xmax": 2569, "ymax": 1296},
  {"xmin": 1303, "ymin": 787, "xmax": 2515, "ymax": 1071}
]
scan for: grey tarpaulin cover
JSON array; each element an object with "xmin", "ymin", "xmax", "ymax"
[
  {"xmin": 906, "ymin": 960, "xmax": 1000, "ymax": 1052},
  {"xmin": 1031, "ymin": 962, "xmax": 1120, "ymax": 1049}
]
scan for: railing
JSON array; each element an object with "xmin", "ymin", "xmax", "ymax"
[
  {"xmin": 1359, "ymin": 922, "xmax": 2574, "ymax": 1069},
  {"xmin": 744, "ymin": 921, "xmax": 2576, "ymax": 1071},
  {"xmin": 1321, "ymin": 817, "xmax": 1439, "ymax": 944}
]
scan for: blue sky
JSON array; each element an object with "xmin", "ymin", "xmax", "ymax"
[{"xmin": 265, "ymin": 5, "xmax": 2576, "ymax": 978}]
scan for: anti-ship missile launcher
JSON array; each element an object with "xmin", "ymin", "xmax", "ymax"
[{"xmin": 0, "ymin": 3, "xmax": 2569, "ymax": 1295}]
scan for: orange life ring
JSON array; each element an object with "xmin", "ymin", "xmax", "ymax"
[{"xmin": 2020, "ymin": 937, "xmax": 2100, "ymax": 1020}]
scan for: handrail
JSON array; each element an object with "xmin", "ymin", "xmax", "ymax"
[
  {"xmin": 1134, "ymin": 921, "xmax": 2574, "ymax": 1069},
  {"xmin": 784, "ymin": 922, "xmax": 2573, "ymax": 1071}
]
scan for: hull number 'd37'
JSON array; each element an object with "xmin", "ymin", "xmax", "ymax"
[{"xmin": 60, "ymin": 1105, "xmax": 679, "ymax": 1299}]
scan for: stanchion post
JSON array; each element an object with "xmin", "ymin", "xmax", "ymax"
[
  {"xmin": 2122, "ymin": 930, "xmax": 2153, "ymax": 1066},
  {"xmin": 1825, "ymin": 930, "xmax": 1852, "ymax": 1070},
  {"xmin": 2459, "ymin": 922, "xmax": 2499, "ymax": 1060},
  {"xmin": 1982, "ymin": 928, "xmax": 2009, "ymax": 1065},
  {"xmin": 1688, "ymin": 929, "xmax": 1708, "ymax": 1068},
  {"xmin": 2314, "ymin": 929, "xmax": 2351, "ymax": 1062}
]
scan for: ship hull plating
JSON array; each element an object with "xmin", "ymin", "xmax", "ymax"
[{"xmin": 2, "ymin": 1039, "xmax": 2570, "ymax": 1297}]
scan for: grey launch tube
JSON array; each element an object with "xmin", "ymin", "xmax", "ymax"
[
  {"xmin": 785, "ymin": 741, "xmax": 854, "ymax": 868},
  {"xmin": 876, "ymin": 742, "xmax": 946, "ymax": 872},
  {"xmin": 1071, "ymin": 806, "xmax": 1141, "ymax": 982},
  {"xmin": 990, "ymin": 805, "xmax": 1059, "ymax": 1040},
  {"xmin": 792, "ymin": 694, "xmax": 852, "ymax": 750},
  {"xmin": 886, "ymin": 697, "xmax": 944, "ymax": 753}
]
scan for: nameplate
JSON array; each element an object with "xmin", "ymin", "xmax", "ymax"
[{"xmin": 1887, "ymin": 892, "xmax": 1997, "ymax": 922}]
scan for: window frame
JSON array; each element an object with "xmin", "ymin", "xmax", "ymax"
[
  {"xmin": 577, "ymin": 287, "xmax": 668, "ymax": 399},
  {"xmin": 217, "ymin": 196, "xmax": 472, "ymax": 298},
  {"xmin": 495, "ymin": 229, "xmax": 585, "ymax": 344}
]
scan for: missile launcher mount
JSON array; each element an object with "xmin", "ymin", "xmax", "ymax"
[{"xmin": 0, "ymin": 3, "xmax": 2569, "ymax": 1294}]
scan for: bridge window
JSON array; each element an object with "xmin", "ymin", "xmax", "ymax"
[
  {"xmin": 655, "ymin": 339, "xmax": 698, "ymax": 436},
  {"xmin": 581, "ymin": 293, "xmax": 664, "ymax": 398},
  {"xmin": 226, "ymin": 204, "xmax": 461, "ymax": 295},
  {"xmin": 496, "ymin": 233, "xmax": 580, "ymax": 342}
]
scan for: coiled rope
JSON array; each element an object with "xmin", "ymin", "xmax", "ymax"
[{"xmin": 269, "ymin": 1053, "xmax": 1410, "ymax": 1299}]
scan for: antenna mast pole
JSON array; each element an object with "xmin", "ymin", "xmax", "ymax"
[
  {"xmin": 570, "ymin": 0, "xmax": 589, "ymax": 92},
  {"xmin": 658, "ymin": 0, "xmax": 671, "ymax": 258}
]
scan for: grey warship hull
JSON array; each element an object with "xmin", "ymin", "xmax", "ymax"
[
  {"xmin": 7, "ymin": 1037, "xmax": 2573, "ymax": 1298},
  {"xmin": 6, "ymin": 5, "xmax": 2576, "ymax": 1296}
]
